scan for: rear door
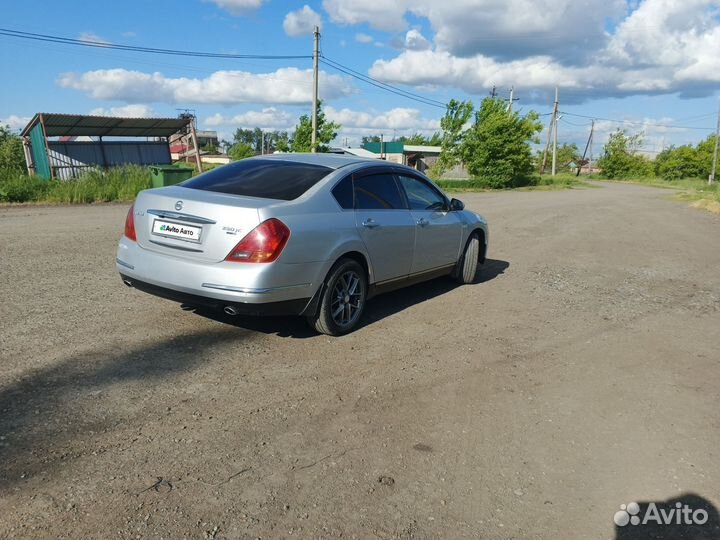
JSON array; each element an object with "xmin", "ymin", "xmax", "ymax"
[
  {"xmin": 353, "ymin": 171, "xmax": 414, "ymax": 283},
  {"xmin": 396, "ymin": 174, "xmax": 463, "ymax": 274}
]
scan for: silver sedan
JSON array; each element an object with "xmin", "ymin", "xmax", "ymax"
[{"xmin": 117, "ymin": 154, "xmax": 488, "ymax": 335}]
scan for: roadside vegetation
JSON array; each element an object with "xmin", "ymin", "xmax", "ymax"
[
  {"xmin": 2, "ymin": 97, "xmax": 719, "ymax": 209},
  {"xmin": 0, "ymin": 166, "xmax": 152, "ymax": 203},
  {"xmin": 590, "ymin": 129, "xmax": 720, "ymax": 212}
]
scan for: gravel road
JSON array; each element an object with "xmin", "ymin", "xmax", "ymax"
[{"xmin": 1, "ymin": 182, "xmax": 719, "ymax": 539}]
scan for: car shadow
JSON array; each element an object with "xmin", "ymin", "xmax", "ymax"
[
  {"xmin": 0, "ymin": 327, "xmax": 244, "ymax": 491},
  {"xmin": 613, "ymin": 493, "xmax": 720, "ymax": 540},
  {"xmin": 193, "ymin": 259, "xmax": 510, "ymax": 338}
]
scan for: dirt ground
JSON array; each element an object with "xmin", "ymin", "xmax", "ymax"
[{"xmin": 1, "ymin": 182, "xmax": 719, "ymax": 539}]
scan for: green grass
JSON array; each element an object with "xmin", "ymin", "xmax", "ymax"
[
  {"xmin": 0, "ymin": 165, "xmax": 153, "ymax": 204},
  {"xmin": 594, "ymin": 176, "xmax": 720, "ymax": 213},
  {"xmin": 436, "ymin": 172, "xmax": 589, "ymax": 192}
]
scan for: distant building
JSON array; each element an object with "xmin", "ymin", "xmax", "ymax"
[
  {"xmin": 170, "ymin": 129, "xmax": 219, "ymax": 160},
  {"xmin": 21, "ymin": 113, "xmax": 192, "ymax": 179},
  {"xmin": 360, "ymin": 141, "xmax": 469, "ymax": 179}
]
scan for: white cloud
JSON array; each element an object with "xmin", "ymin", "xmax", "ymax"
[
  {"xmin": 283, "ymin": 5, "xmax": 322, "ymax": 37},
  {"xmin": 204, "ymin": 0, "xmax": 265, "ymax": 15},
  {"xmin": 369, "ymin": 50, "xmax": 595, "ymax": 96},
  {"xmin": 326, "ymin": 106, "xmax": 439, "ymax": 131},
  {"xmin": 322, "ymin": 0, "xmax": 623, "ymax": 60},
  {"xmin": 324, "ymin": 0, "xmax": 409, "ymax": 31},
  {"xmin": 323, "ymin": 0, "xmax": 720, "ymax": 102},
  {"xmin": 78, "ymin": 32, "xmax": 110, "ymax": 45},
  {"xmin": 205, "ymin": 107, "xmax": 293, "ymax": 128},
  {"xmin": 89, "ymin": 104, "xmax": 155, "ymax": 117},
  {"xmin": 354, "ymin": 33, "xmax": 373, "ymax": 44},
  {"xmin": 1, "ymin": 115, "xmax": 31, "ymax": 132},
  {"xmin": 404, "ymin": 29, "xmax": 431, "ymax": 51},
  {"xmin": 201, "ymin": 106, "xmax": 440, "ymax": 146},
  {"xmin": 57, "ymin": 68, "xmax": 354, "ymax": 105}
]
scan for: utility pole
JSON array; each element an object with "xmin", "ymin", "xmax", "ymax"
[
  {"xmin": 507, "ymin": 86, "xmax": 519, "ymax": 113},
  {"xmin": 189, "ymin": 115, "xmax": 203, "ymax": 173},
  {"xmin": 710, "ymin": 104, "xmax": 720, "ymax": 184},
  {"xmin": 489, "ymin": 85, "xmax": 497, "ymax": 98},
  {"xmin": 551, "ymin": 87, "xmax": 559, "ymax": 176},
  {"xmin": 577, "ymin": 120, "xmax": 594, "ymax": 177},
  {"xmin": 588, "ymin": 120, "xmax": 594, "ymax": 172},
  {"xmin": 311, "ymin": 25, "xmax": 320, "ymax": 153},
  {"xmin": 540, "ymin": 117, "xmax": 553, "ymax": 174}
]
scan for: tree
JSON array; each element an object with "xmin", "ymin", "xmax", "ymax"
[
  {"xmin": 263, "ymin": 130, "xmax": 290, "ymax": 153},
  {"xmin": 361, "ymin": 135, "xmax": 381, "ymax": 145},
  {"xmin": 437, "ymin": 99, "xmax": 474, "ymax": 173},
  {"xmin": 655, "ymin": 145, "xmax": 703, "ymax": 180},
  {"xmin": 426, "ymin": 131, "xmax": 442, "ymax": 146},
  {"xmin": 396, "ymin": 133, "xmax": 434, "ymax": 145},
  {"xmin": 291, "ymin": 101, "xmax": 341, "ymax": 152},
  {"xmin": 695, "ymin": 134, "xmax": 717, "ymax": 179},
  {"xmin": 228, "ymin": 142, "xmax": 254, "ymax": 161},
  {"xmin": 554, "ymin": 143, "xmax": 581, "ymax": 172},
  {"xmin": 597, "ymin": 129, "xmax": 653, "ymax": 179},
  {"xmin": 0, "ymin": 125, "xmax": 25, "ymax": 174},
  {"xmin": 459, "ymin": 97, "xmax": 543, "ymax": 187}
]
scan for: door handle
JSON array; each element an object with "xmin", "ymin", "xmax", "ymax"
[
  {"xmin": 416, "ymin": 217, "xmax": 429, "ymax": 227},
  {"xmin": 362, "ymin": 218, "xmax": 380, "ymax": 229}
]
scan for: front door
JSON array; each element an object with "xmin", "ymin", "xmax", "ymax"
[{"xmin": 397, "ymin": 174, "xmax": 463, "ymax": 274}]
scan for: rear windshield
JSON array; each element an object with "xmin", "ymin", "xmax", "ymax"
[{"xmin": 181, "ymin": 160, "xmax": 333, "ymax": 201}]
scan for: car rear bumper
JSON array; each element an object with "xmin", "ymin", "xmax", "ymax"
[
  {"xmin": 116, "ymin": 236, "xmax": 323, "ymax": 311},
  {"xmin": 119, "ymin": 274, "xmax": 312, "ymax": 315}
]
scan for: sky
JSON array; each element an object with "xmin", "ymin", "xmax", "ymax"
[{"xmin": 1, "ymin": 0, "xmax": 720, "ymax": 156}]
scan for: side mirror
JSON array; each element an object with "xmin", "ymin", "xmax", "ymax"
[{"xmin": 450, "ymin": 198, "xmax": 464, "ymax": 211}]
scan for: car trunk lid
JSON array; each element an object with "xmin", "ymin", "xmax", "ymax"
[{"xmin": 133, "ymin": 186, "xmax": 271, "ymax": 263}]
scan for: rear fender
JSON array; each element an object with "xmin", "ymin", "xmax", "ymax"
[{"xmin": 301, "ymin": 240, "xmax": 373, "ymax": 317}]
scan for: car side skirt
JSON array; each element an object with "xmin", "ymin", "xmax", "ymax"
[{"xmin": 368, "ymin": 264, "xmax": 455, "ymax": 298}]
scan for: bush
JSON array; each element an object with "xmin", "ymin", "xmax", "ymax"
[
  {"xmin": 0, "ymin": 172, "xmax": 48, "ymax": 202},
  {"xmin": 597, "ymin": 130, "xmax": 654, "ymax": 179},
  {"xmin": 44, "ymin": 165, "xmax": 151, "ymax": 203},
  {"xmin": 436, "ymin": 175, "xmax": 539, "ymax": 190},
  {"xmin": 0, "ymin": 165, "xmax": 152, "ymax": 204}
]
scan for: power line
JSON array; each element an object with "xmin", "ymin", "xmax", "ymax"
[
  {"xmin": 559, "ymin": 117, "xmax": 592, "ymax": 127},
  {"xmin": 0, "ymin": 27, "xmax": 311, "ymax": 60},
  {"xmin": 321, "ymin": 54, "xmax": 448, "ymax": 106},
  {"xmin": 560, "ymin": 111, "xmax": 715, "ymax": 131},
  {"xmin": 2, "ymin": 26, "xmax": 447, "ymax": 112},
  {"xmin": 320, "ymin": 56, "xmax": 447, "ymax": 109}
]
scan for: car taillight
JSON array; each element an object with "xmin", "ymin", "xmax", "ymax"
[
  {"xmin": 124, "ymin": 203, "xmax": 137, "ymax": 241},
  {"xmin": 225, "ymin": 218, "xmax": 290, "ymax": 263}
]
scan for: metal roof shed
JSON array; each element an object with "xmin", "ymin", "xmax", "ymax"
[{"xmin": 21, "ymin": 113, "xmax": 195, "ymax": 179}]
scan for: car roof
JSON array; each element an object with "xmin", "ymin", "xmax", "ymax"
[{"xmin": 251, "ymin": 152, "xmax": 380, "ymax": 169}]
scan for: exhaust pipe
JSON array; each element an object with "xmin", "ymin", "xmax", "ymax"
[
  {"xmin": 180, "ymin": 304, "xmax": 196, "ymax": 312},
  {"xmin": 224, "ymin": 305, "xmax": 240, "ymax": 316},
  {"xmin": 122, "ymin": 279, "xmax": 133, "ymax": 287}
]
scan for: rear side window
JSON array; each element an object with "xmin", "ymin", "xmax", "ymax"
[
  {"xmin": 353, "ymin": 174, "xmax": 406, "ymax": 210},
  {"xmin": 331, "ymin": 176, "xmax": 353, "ymax": 209},
  {"xmin": 181, "ymin": 160, "xmax": 333, "ymax": 201}
]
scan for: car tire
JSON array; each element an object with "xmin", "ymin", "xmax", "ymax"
[
  {"xmin": 308, "ymin": 258, "xmax": 368, "ymax": 336},
  {"xmin": 454, "ymin": 233, "xmax": 480, "ymax": 284}
]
